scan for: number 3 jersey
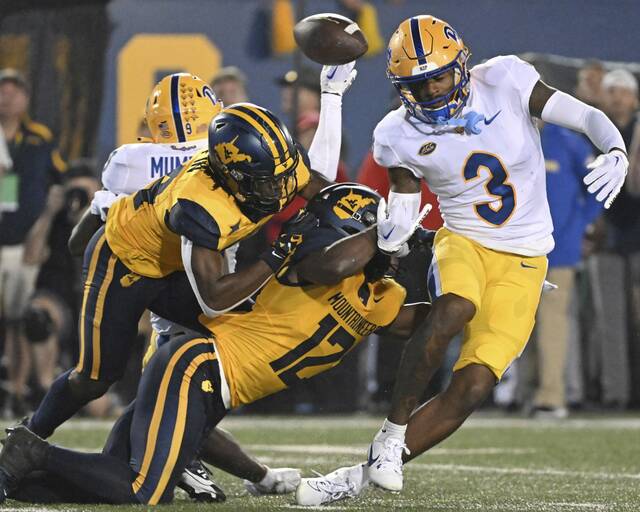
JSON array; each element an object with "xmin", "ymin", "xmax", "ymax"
[
  {"xmin": 105, "ymin": 149, "xmax": 310, "ymax": 278},
  {"xmin": 203, "ymin": 230, "xmax": 407, "ymax": 408},
  {"xmin": 374, "ymin": 55, "xmax": 554, "ymax": 257}
]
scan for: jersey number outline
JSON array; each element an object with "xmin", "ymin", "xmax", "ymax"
[
  {"xmin": 462, "ymin": 151, "xmax": 516, "ymax": 226},
  {"xmin": 269, "ymin": 314, "xmax": 356, "ymax": 387}
]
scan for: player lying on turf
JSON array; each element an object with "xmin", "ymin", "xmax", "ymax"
[
  {"xmin": 0, "ymin": 183, "xmax": 432, "ymax": 505},
  {"xmin": 21, "ymin": 63, "xmax": 357, "ymax": 499},
  {"xmin": 295, "ymin": 14, "xmax": 629, "ymax": 505}
]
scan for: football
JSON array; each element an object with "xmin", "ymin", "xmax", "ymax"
[{"xmin": 293, "ymin": 13, "xmax": 369, "ymax": 65}]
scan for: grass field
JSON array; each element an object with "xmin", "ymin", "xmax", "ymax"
[{"xmin": 2, "ymin": 413, "xmax": 640, "ymax": 511}]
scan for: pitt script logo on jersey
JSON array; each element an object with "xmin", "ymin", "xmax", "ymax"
[
  {"xmin": 215, "ymin": 135, "xmax": 253, "ymax": 165},
  {"xmin": 333, "ymin": 192, "xmax": 376, "ymax": 221}
]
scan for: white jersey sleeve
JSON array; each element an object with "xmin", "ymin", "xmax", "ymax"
[
  {"xmin": 472, "ymin": 55, "xmax": 540, "ymax": 118},
  {"xmin": 373, "ymin": 108, "xmax": 423, "ymax": 178}
]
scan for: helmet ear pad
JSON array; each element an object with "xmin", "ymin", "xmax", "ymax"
[{"xmin": 207, "ymin": 103, "xmax": 300, "ymax": 218}]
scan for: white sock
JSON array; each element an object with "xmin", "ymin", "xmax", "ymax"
[
  {"xmin": 381, "ymin": 418, "xmax": 407, "ymax": 438},
  {"xmin": 256, "ymin": 466, "xmax": 275, "ymax": 487}
]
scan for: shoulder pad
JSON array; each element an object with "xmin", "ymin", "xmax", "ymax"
[
  {"xmin": 471, "ymin": 55, "xmax": 533, "ymax": 86},
  {"xmin": 167, "ymin": 198, "xmax": 221, "ymax": 250}
]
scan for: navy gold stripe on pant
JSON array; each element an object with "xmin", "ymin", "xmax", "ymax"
[
  {"xmin": 129, "ymin": 335, "xmax": 226, "ymax": 505},
  {"xmin": 75, "ymin": 227, "xmax": 205, "ymax": 383}
]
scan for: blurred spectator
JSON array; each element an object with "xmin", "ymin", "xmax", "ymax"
[
  {"xmin": 583, "ymin": 69, "xmax": 639, "ymax": 409},
  {"xmin": 0, "ymin": 68, "xmax": 66, "ymax": 417},
  {"xmin": 338, "ymin": 0, "xmax": 385, "ymax": 56},
  {"xmin": 574, "ymin": 60, "xmax": 606, "ymax": 109},
  {"xmin": 531, "ymin": 122, "xmax": 600, "ymax": 418},
  {"xmin": 211, "ymin": 66, "xmax": 249, "ymax": 106},
  {"xmin": 276, "ymin": 67, "xmax": 321, "ymax": 116},
  {"xmin": 0, "ymin": 124, "xmax": 10, "ymax": 177}
]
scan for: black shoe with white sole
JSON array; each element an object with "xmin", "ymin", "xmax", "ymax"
[{"xmin": 177, "ymin": 459, "xmax": 226, "ymax": 502}]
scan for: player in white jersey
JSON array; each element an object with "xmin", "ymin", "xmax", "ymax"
[{"xmin": 295, "ymin": 15, "xmax": 628, "ymax": 504}]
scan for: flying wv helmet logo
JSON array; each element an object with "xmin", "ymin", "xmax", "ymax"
[
  {"xmin": 333, "ymin": 191, "xmax": 376, "ymax": 221},
  {"xmin": 214, "ymin": 135, "xmax": 253, "ymax": 165}
]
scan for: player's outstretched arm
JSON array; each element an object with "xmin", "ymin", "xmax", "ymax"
[
  {"xmin": 530, "ymin": 80, "xmax": 628, "ymax": 209},
  {"xmin": 293, "ymin": 227, "xmax": 377, "ymax": 285},
  {"xmin": 377, "ymin": 168, "xmax": 427, "ymax": 256},
  {"xmin": 307, "ymin": 62, "xmax": 357, "ymax": 182},
  {"xmin": 182, "ymin": 211, "xmax": 312, "ymax": 317}
]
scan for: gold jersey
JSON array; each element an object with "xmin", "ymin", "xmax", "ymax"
[
  {"xmin": 105, "ymin": 149, "xmax": 310, "ymax": 277},
  {"xmin": 205, "ymin": 272, "xmax": 406, "ymax": 408}
]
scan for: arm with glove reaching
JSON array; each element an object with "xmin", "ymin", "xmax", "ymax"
[
  {"xmin": 307, "ymin": 62, "xmax": 357, "ymax": 183},
  {"xmin": 530, "ymin": 81, "xmax": 628, "ymax": 209},
  {"xmin": 376, "ymin": 167, "xmax": 432, "ymax": 257}
]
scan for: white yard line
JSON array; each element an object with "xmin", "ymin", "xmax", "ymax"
[
  {"xmin": 247, "ymin": 444, "xmax": 536, "ymax": 456},
  {"xmin": 5, "ymin": 415, "xmax": 638, "ymax": 432},
  {"xmin": 400, "ymin": 462, "xmax": 640, "ymax": 481}
]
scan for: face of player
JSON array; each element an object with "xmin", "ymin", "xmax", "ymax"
[
  {"xmin": 409, "ymin": 69, "xmax": 455, "ymax": 109},
  {"xmin": 0, "ymin": 81, "xmax": 29, "ymax": 121}
]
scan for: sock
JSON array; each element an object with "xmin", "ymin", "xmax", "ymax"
[
  {"xmin": 256, "ymin": 466, "xmax": 275, "ymax": 486},
  {"xmin": 44, "ymin": 446, "xmax": 137, "ymax": 504},
  {"xmin": 381, "ymin": 418, "xmax": 407, "ymax": 439},
  {"xmin": 28, "ymin": 369, "xmax": 86, "ymax": 439}
]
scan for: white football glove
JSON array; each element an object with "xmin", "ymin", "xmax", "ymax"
[
  {"xmin": 584, "ymin": 149, "xmax": 628, "ymax": 209},
  {"xmin": 320, "ymin": 62, "xmax": 357, "ymax": 96},
  {"xmin": 89, "ymin": 189, "xmax": 121, "ymax": 222},
  {"xmin": 377, "ymin": 198, "xmax": 432, "ymax": 257}
]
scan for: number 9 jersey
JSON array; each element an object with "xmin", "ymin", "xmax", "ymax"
[
  {"xmin": 105, "ymin": 149, "xmax": 310, "ymax": 278},
  {"xmin": 373, "ymin": 55, "xmax": 554, "ymax": 257}
]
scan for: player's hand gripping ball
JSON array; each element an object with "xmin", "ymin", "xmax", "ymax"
[{"xmin": 294, "ymin": 13, "xmax": 368, "ymax": 65}]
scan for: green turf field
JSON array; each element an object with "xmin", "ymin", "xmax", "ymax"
[{"xmin": 2, "ymin": 414, "xmax": 639, "ymax": 511}]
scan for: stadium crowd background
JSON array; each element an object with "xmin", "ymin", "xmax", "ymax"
[{"xmin": 0, "ymin": 0, "xmax": 639, "ymax": 421}]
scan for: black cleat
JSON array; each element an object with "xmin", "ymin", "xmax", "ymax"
[
  {"xmin": 0, "ymin": 425, "xmax": 49, "ymax": 495},
  {"xmin": 177, "ymin": 459, "xmax": 226, "ymax": 502}
]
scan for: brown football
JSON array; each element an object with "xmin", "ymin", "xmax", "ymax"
[{"xmin": 293, "ymin": 13, "xmax": 368, "ymax": 65}]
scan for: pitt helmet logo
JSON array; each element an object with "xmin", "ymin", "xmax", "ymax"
[
  {"xmin": 201, "ymin": 380, "xmax": 214, "ymax": 393},
  {"xmin": 418, "ymin": 142, "xmax": 437, "ymax": 156},
  {"xmin": 333, "ymin": 191, "xmax": 376, "ymax": 220},
  {"xmin": 215, "ymin": 135, "xmax": 253, "ymax": 165}
]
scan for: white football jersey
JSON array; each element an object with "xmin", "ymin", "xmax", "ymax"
[
  {"xmin": 101, "ymin": 139, "xmax": 208, "ymax": 195},
  {"xmin": 374, "ymin": 55, "xmax": 554, "ymax": 256}
]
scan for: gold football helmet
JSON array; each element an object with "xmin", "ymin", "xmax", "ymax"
[
  {"xmin": 387, "ymin": 15, "xmax": 470, "ymax": 123},
  {"xmin": 145, "ymin": 73, "xmax": 222, "ymax": 143}
]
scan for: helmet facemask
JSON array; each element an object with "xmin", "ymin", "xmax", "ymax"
[
  {"xmin": 389, "ymin": 49, "xmax": 470, "ymax": 124},
  {"xmin": 209, "ymin": 149, "xmax": 299, "ymax": 216}
]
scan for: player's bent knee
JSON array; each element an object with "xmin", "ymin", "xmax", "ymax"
[
  {"xmin": 432, "ymin": 293, "xmax": 476, "ymax": 337},
  {"xmin": 68, "ymin": 370, "xmax": 112, "ymax": 400}
]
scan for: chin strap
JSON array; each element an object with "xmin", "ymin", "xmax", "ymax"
[{"xmin": 407, "ymin": 110, "xmax": 500, "ymax": 136}]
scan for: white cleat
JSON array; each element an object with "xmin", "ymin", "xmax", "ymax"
[
  {"xmin": 296, "ymin": 463, "xmax": 367, "ymax": 506},
  {"xmin": 367, "ymin": 435, "xmax": 409, "ymax": 491},
  {"xmin": 244, "ymin": 466, "xmax": 301, "ymax": 495}
]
